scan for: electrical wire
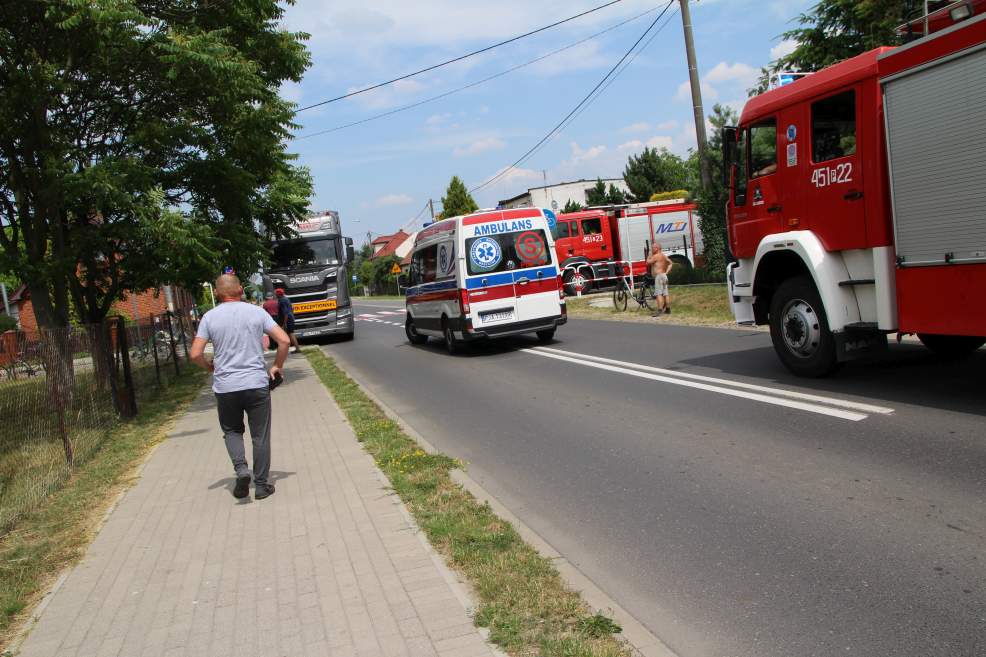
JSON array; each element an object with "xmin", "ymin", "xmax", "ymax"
[
  {"xmin": 296, "ymin": 0, "xmax": 628, "ymax": 112},
  {"xmin": 470, "ymin": 0, "xmax": 675, "ymax": 194},
  {"xmin": 293, "ymin": 4, "xmax": 665, "ymax": 141}
]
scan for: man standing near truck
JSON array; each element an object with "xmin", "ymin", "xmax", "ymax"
[
  {"xmin": 646, "ymin": 244, "xmax": 673, "ymax": 316},
  {"xmin": 275, "ymin": 289, "xmax": 300, "ymax": 353}
]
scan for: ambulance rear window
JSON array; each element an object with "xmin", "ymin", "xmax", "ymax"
[{"xmin": 466, "ymin": 229, "xmax": 552, "ymax": 276}]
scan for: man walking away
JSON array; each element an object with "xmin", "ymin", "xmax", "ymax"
[
  {"xmin": 275, "ymin": 288, "xmax": 301, "ymax": 353},
  {"xmin": 646, "ymin": 244, "xmax": 674, "ymax": 316},
  {"xmin": 262, "ymin": 292, "xmax": 280, "ymax": 351},
  {"xmin": 190, "ymin": 275, "xmax": 290, "ymax": 500}
]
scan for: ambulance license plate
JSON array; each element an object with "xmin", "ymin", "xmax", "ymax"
[
  {"xmin": 480, "ymin": 309, "xmax": 514, "ymax": 323},
  {"xmin": 294, "ymin": 300, "xmax": 337, "ymax": 314}
]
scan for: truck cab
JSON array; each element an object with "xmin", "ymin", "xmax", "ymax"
[{"xmin": 264, "ymin": 211, "xmax": 356, "ymax": 341}]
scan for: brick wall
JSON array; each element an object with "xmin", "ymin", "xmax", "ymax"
[{"xmin": 15, "ymin": 286, "xmax": 193, "ymax": 331}]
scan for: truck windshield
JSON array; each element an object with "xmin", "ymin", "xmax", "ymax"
[
  {"xmin": 270, "ymin": 238, "xmax": 338, "ymax": 270},
  {"xmin": 465, "ymin": 229, "xmax": 552, "ymax": 276}
]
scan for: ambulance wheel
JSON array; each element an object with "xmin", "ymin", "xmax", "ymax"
[
  {"xmin": 917, "ymin": 334, "xmax": 986, "ymax": 359},
  {"xmin": 405, "ymin": 316, "xmax": 428, "ymax": 345},
  {"xmin": 442, "ymin": 318, "xmax": 461, "ymax": 355},
  {"xmin": 536, "ymin": 329, "xmax": 556, "ymax": 343},
  {"xmin": 563, "ymin": 267, "xmax": 593, "ymax": 296},
  {"xmin": 769, "ymin": 276, "xmax": 840, "ymax": 378}
]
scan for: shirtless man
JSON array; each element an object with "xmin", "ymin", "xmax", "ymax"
[{"xmin": 646, "ymin": 244, "xmax": 673, "ymax": 316}]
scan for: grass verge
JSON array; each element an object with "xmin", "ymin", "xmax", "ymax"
[
  {"xmin": 566, "ymin": 284, "xmax": 735, "ymax": 326},
  {"xmin": 0, "ymin": 369, "xmax": 206, "ymax": 650},
  {"xmin": 305, "ymin": 349, "xmax": 631, "ymax": 657}
]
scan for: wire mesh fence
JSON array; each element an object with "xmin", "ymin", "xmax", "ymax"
[{"xmin": 0, "ymin": 310, "xmax": 198, "ymax": 535}]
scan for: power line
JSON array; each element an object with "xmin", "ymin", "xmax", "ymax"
[
  {"xmin": 296, "ymin": 0, "xmax": 628, "ymax": 112},
  {"xmin": 514, "ymin": 3, "xmax": 679, "ymax": 168},
  {"xmin": 471, "ymin": 0, "xmax": 675, "ymax": 194},
  {"xmin": 293, "ymin": 4, "xmax": 664, "ymax": 141}
]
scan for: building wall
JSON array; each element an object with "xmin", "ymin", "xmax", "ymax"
[
  {"xmin": 500, "ymin": 179, "xmax": 630, "ymax": 211},
  {"xmin": 15, "ymin": 286, "xmax": 193, "ymax": 332}
]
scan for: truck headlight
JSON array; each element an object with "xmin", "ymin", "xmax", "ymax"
[{"xmin": 336, "ymin": 307, "xmax": 352, "ymax": 318}]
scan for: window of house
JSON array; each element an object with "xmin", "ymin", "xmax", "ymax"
[
  {"xmin": 812, "ymin": 90, "xmax": 856, "ymax": 163},
  {"xmin": 581, "ymin": 217, "xmax": 602, "ymax": 236},
  {"xmin": 749, "ymin": 119, "xmax": 778, "ymax": 178}
]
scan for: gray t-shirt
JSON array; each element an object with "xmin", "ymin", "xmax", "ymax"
[{"xmin": 196, "ymin": 302, "xmax": 277, "ymax": 393}]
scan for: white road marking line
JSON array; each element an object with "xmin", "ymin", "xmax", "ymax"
[
  {"xmin": 533, "ymin": 346, "xmax": 894, "ymax": 415},
  {"xmin": 525, "ymin": 348, "xmax": 870, "ymax": 421}
]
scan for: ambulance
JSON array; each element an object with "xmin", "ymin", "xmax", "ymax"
[{"xmin": 402, "ymin": 208, "xmax": 567, "ymax": 353}]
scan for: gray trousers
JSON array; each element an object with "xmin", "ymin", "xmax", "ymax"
[{"xmin": 215, "ymin": 387, "xmax": 271, "ymax": 486}]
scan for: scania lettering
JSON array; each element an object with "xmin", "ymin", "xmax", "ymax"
[
  {"xmin": 402, "ymin": 208, "xmax": 566, "ymax": 354},
  {"xmin": 263, "ymin": 210, "xmax": 356, "ymax": 341},
  {"xmin": 722, "ymin": 2, "xmax": 986, "ymax": 376},
  {"xmin": 554, "ymin": 199, "xmax": 704, "ymax": 295}
]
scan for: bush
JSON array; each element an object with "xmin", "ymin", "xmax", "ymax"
[
  {"xmin": 649, "ymin": 189, "xmax": 691, "ymax": 202},
  {"xmin": 668, "ymin": 266, "xmax": 725, "ymax": 285},
  {"xmin": 0, "ymin": 314, "xmax": 17, "ymax": 332}
]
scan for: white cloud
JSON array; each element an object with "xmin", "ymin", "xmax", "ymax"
[
  {"xmin": 345, "ymin": 78, "xmax": 425, "ymax": 110},
  {"xmin": 426, "ymin": 112, "xmax": 452, "ymax": 125},
  {"xmin": 567, "ymin": 142, "xmax": 607, "ymax": 166},
  {"xmin": 676, "ymin": 79, "xmax": 718, "ymax": 102},
  {"xmin": 280, "ymin": 81, "xmax": 304, "ymax": 104},
  {"xmin": 706, "ymin": 61, "xmax": 760, "ymax": 88},
  {"xmin": 367, "ymin": 193, "xmax": 413, "ymax": 208},
  {"xmin": 621, "ymin": 122, "xmax": 651, "ymax": 134},
  {"xmin": 618, "ymin": 140, "xmax": 643, "ymax": 151},
  {"xmin": 646, "ymin": 136, "xmax": 674, "ymax": 150},
  {"xmin": 527, "ymin": 41, "xmax": 609, "ymax": 76},
  {"xmin": 655, "ymin": 119, "xmax": 679, "ymax": 131},
  {"xmin": 453, "ymin": 136, "xmax": 506, "ymax": 157},
  {"xmin": 770, "ymin": 38, "xmax": 798, "ymax": 62}
]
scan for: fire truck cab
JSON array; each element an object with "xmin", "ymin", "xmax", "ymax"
[{"xmin": 724, "ymin": 2, "xmax": 986, "ymax": 376}]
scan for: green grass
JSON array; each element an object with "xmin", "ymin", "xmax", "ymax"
[
  {"xmin": 0, "ymin": 369, "xmax": 205, "ymax": 649},
  {"xmin": 305, "ymin": 349, "xmax": 631, "ymax": 657},
  {"xmin": 566, "ymin": 284, "xmax": 734, "ymax": 326}
]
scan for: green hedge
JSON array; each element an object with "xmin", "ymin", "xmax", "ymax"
[{"xmin": 668, "ymin": 266, "xmax": 725, "ymax": 285}]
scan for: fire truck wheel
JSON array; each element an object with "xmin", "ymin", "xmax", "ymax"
[
  {"xmin": 769, "ymin": 276, "xmax": 840, "ymax": 377},
  {"xmin": 917, "ymin": 334, "xmax": 986, "ymax": 359},
  {"xmin": 563, "ymin": 268, "xmax": 593, "ymax": 296},
  {"xmin": 405, "ymin": 316, "xmax": 428, "ymax": 345},
  {"xmin": 442, "ymin": 318, "xmax": 461, "ymax": 355}
]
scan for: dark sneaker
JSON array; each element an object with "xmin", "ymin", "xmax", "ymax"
[
  {"xmin": 233, "ymin": 473, "xmax": 251, "ymax": 499},
  {"xmin": 255, "ymin": 484, "xmax": 276, "ymax": 500},
  {"xmin": 665, "ymin": 308, "xmax": 671, "ymax": 315}
]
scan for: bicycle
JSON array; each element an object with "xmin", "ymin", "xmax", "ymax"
[{"xmin": 613, "ymin": 273, "xmax": 655, "ymax": 312}]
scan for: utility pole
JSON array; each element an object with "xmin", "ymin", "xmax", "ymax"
[
  {"xmin": 428, "ymin": 198, "xmax": 435, "ymax": 220},
  {"xmin": 679, "ymin": 0, "xmax": 711, "ymax": 188}
]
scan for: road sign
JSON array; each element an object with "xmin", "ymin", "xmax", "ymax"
[
  {"xmin": 390, "ymin": 263, "xmax": 402, "ymax": 275},
  {"xmin": 551, "ymin": 199, "xmax": 558, "ymax": 210}
]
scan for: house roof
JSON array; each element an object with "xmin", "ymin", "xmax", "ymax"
[
  {"xmin": 369, "ymin": 230, "xmax": 410, "ymax": 259},
  {"xmin": 8, "ymin": 284, "xmax": 27, "ymax": 303}
]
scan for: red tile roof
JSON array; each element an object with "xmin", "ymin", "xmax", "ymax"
[{"xmin": 369, "ymin": 230, "xmax": 410, "ymax": 259}]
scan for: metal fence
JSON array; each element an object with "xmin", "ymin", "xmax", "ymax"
[{"xmin": 0, "ymin": 310, "xmax": 197, "ymax": 534}]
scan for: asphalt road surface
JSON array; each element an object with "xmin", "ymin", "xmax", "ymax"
[{"xmin": 321, "ymin": 299, "xmax": 985, "ymax": 657}]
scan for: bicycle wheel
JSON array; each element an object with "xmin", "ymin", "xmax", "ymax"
[
  {"xmin": 639, "ymin": 281, "xmax": 655, "ymax": 311},
  {"xmin": 613, "ymin": 285, "xmax": 628, "ymax": 311}
]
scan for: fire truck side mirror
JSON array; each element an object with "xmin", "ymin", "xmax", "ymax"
[{"xmin": 722, "ymin": 127, "xmax": 739, "ymax": 188}]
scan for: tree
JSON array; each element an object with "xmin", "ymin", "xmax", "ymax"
[
  {"xmin": 689, "ymin": 104, "xmax": 738, "ymax": 275},
  {"xmin": 439, "ymin": 176, "xmax": 479, "ymax": 218},
  {"xmin": 562, "ymin": 200, "xmax": 584, "ymax": 213},
  {"xmin": 585, "ymin": 179, "xmax": 608, "ymax": 206},
  {"xmin": 750, "ymin": 0, "xmax": 910, "ymax": 95},
  {"xmin": 0, "ymin": 0, "xmax": 312, "ymax": 333},
  {"xmin": 622, "ymin": 148, "xmax": 690, "ymax": 202},
  {"xmin": 585, "ymin": 178, "xmax": 628, "ymax": 206}
]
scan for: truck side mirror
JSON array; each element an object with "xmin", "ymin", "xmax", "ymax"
[
  {"xmin": 346, "ymin": 245, "xmax": 355, "ymax": 263},
  {"xmin": 722, "ymin": 127, "xmax": 739, "ymax": 188}
]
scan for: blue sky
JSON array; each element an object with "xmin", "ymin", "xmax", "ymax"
[{"xmin": 280, "ymin": 0, "xmax": 813, "ymax": 243}]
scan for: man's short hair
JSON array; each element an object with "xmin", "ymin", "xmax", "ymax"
[{"xmin": 214, "ymin": 274, "xmax": 242, "ymax": 299}]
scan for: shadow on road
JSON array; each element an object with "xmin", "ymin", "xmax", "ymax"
[{"xmin": 681, "ymin": 342, "xmax": 986, "ymax": 417}]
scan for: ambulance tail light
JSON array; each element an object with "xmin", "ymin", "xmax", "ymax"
[
  {"xmin": 459, "ymin": 289, "xmax": 471, "ymax": 315},
  {"xmin": 557, "ymin": 275, "xmax": 565, "ymax": 300}
]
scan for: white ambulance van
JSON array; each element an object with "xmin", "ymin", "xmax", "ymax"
[{"xmin": 403, "ymin": 208, "xmax": 567, "ymax": 353}]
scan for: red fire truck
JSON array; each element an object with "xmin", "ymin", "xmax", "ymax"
[
  {"xmin": 555, "ymin": 199, "xmax": 703, "ymax": 295},
  {"xmin": 723, "ymin": 1, "xmax": 986, "ymax": 376}
]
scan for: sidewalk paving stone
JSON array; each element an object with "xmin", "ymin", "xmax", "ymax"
[{"xmin": 15, "ymin": 355, "xmax": 496, "ymax": 657}]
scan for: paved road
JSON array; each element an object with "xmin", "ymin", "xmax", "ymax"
[{"xmin": 324, "ymin": 299, "xmax": 985, "ymax": 657}]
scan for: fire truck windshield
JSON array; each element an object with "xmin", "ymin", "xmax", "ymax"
[{"xmin": 270, "ymin": 238, "xmax": 338, "ymax": 271}]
